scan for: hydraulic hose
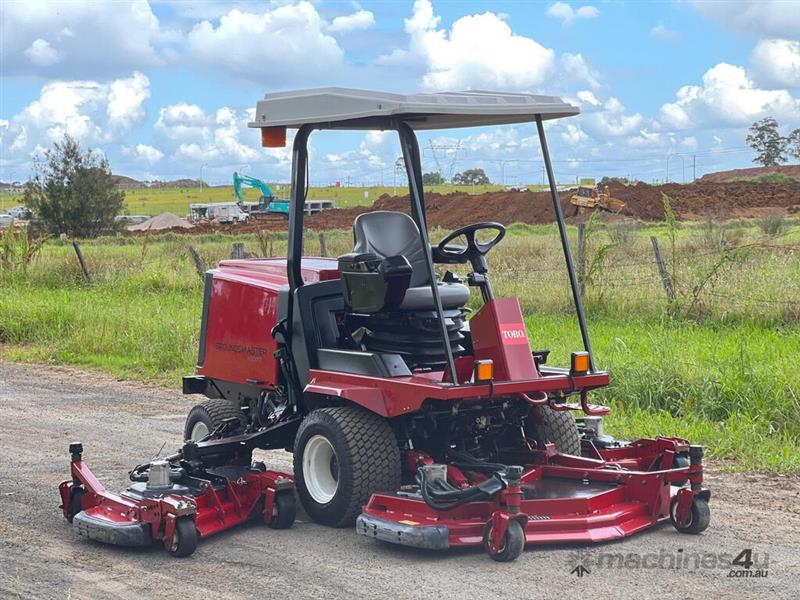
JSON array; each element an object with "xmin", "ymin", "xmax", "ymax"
[{"xmin": 417, "ymin": 466, "xmax": 506, "ymax": 511}]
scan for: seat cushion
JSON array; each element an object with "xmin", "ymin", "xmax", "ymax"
[
  {"xmin": 400, "ymin": 283, "xmax": 471, "ymax": 310},
  {"xmin": 353, "ymin": 211, "xmax": 429, "ymax": 287}
]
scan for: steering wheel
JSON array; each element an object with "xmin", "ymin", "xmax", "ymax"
[{"xmin": 437, "ymin": 222, "xmax": 506, "ymax": 260}]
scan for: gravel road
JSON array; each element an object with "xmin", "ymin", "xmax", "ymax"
[{"xmin": 1, "ymin": 359, "xmax": 798, "ymax": 600}]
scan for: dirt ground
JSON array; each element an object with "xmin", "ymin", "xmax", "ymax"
[{"xmin": 1, "ymin": 359, "xmax": 798, "ymax": 600}]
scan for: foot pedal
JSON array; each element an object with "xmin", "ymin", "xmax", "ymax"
[{"xmin": 550, "ymin": 391, "xmax": 610, "ymax": 416}]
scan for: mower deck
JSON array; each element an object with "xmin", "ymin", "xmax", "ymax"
[
  {"xmin": 358, "ymin": 437, "xmax": 709, "ymax": 559},
  {"xmin": 59, "ymin": 442, "xmax": 296, "ymax": 557}
]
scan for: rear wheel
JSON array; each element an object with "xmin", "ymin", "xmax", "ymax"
[
  {"xmin": 294, "ymin": 406, "xmax": 401, "ymax": 527},
  {"xmin": 184, "ymin": 399, "xmax": 246, "ymax": 442},
  {"xmin": 527, "ymin": 405, "xmax": 580, "ymax": 455}
]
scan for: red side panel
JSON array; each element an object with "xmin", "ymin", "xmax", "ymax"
[
  {"xmin": 197, "ymin": 273, "xmax": 282, "ymax": 386},
  {"xmin": 469, "ymin": 298, "xmax": 539, "ymax": 381},
  {"xmin": 196, "ymin": 258, "xmax": 339, "ymax": 387}
]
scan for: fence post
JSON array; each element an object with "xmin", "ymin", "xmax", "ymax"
[
  {"xmin": 72, "ymin": 241, "xmax": 92, "ymax": 282},
  {"xmin": 188, "ymin": 245, "xmax": 205, "ymax": 278},
  {"xmin": 650, "ymin": 236, "xmax": 675, "ymax": 302},
  {"xmin": 231, "ymin": 242, "xmax": 245, "ymax": 259},
  {"xmin": 576, "ymin": 222, "xmax": 586, "ymax": 298},
  {"xmin": 318, "ymin": 232, "xmax": 328, "ymax": 257}
]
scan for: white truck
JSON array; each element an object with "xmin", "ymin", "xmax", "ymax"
[{"xmin": 189, "ymin": 202, "xmax": 250, "ymax": 224}]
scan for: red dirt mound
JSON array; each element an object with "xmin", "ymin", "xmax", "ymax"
[
  {"xmin": 301, "ymin": 189, "xmax": 575, "ymax": 231},
  {"xmin": 698, "ymin": 164, "xmax": 800, "ymax": 183},
  {"xmin": 302, "ymin": 180, "xmax": 800, "ymax": 228},
  {"xmin": 125, "ymin": 180, "xmax": 800, "ymax": 236},
  {"xmin": 605, "ymin": 180, "xmax": 800, "ymax": 220}
]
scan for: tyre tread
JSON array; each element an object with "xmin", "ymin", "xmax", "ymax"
[{"xmin": 295, "ymin": 406, "xmax": 401, "ymax": 527}]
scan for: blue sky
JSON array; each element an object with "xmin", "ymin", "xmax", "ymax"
[{"xmin": 1, "ymin": 1, "xmax": 799, "ymax": 186}]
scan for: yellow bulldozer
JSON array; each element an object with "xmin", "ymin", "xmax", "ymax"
[{"xmin": 569, "ymin": 178, "xmax": 625, "ymax": 216}]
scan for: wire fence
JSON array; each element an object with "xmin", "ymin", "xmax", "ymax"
[{"xmin": 45, "ymin": 228, "xmax": 800, "ymax": 320}]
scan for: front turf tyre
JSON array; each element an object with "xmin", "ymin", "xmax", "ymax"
[
  {"xmin": 66, "ymin": 487, "xmax": 85, "ymax": 523},
  {"xmin": 266, "ymin": 492, "xmax": 296, "ymax": 530},
  {"xmin": 527, "ymin": 405, "xmax": 581, "ymax": 455},
  {"xmin": 167, "ymin": 517, "xmax": 198, "ymax": 558},
  {"xmin": 184, "ymin": 399, "xmax": 246, "ymax": 442},
  {"xmin": 294, "ymin": 406, "xmax": 401, "ymax": 528},
  {"xmin": 483, "ymin": 519, "xmax": 525, "ymax": 562},
  {"xmin": 670, "ymin": 496, "xmax": 710, "ymax": 534}
]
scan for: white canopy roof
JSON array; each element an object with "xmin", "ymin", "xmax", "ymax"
[{"xmin": 249, "ymin": 88, "xmax": 579, "ymax": 131}]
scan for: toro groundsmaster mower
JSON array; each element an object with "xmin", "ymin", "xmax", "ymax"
[{"xmin": 61, "ymin": 89, "xmax": 709, "ymax": 561}]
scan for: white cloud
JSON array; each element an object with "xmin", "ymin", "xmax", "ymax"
[
  {"xmin": 185, "ymin": 3, "xmax": 344, "ymax": 84},
  {"xmin": 649, "ymin": 22, "xmax": 679, "ymax": 43},
  {"xmin": 751, "ymin": 39, "xmax": 800, "ymax": 89},
  {"xmin": 2, "ymin": 0, "xmax": 164, "ymax": 77},
  {"xmin": 154, "ymin": 102, "xmax": 287, "ymax": 167},
  {"xmin": 576, "ymin": 90, "xmax": 601, "ymax": 107},
  {"xmin": 386, "ymin": 0, "xmax": 556, "ymax": 90},
  {"xmin": 328, "ymin": 10, "xmax": 375, "ymax": 33},
  {"xmin": 546, "ymin": 2, "xmax": 600, "ymax": 26},
  {"xmin": 322, "ymin": 131, "xmax": 397, "ymax": 179},
  {"xmin": 24, "ymin": 39, "xmax": 61, "ymax": 67},
  {"xmin": 155, "ymin": 102, "xmax": 213, "ymax": 143},
  {"xmin": 107, "ymin": 72, "xmax": 151, "ymax": 132},
  {"xmin": 561, "ymin": 124, "xmax": 588, "ymax": 144},
  {"xmin": 692, "ymin": 0, "xmax": 800, "ymax": 39},
  {"xmin": 582, "ymin": 97, "xmax": 644, "ymax": 137},
  {"xmin": 560, "ymin": 53, "xmax": 600, "ymax": 88},
  {"xmin": 132, "ymin": 144, "xmax": 164, "ymax": 164},
  {"xmin": 658, "ymin": 63, "xmax": 799, "ymax": 130},
  {"xmin": 1, "ymin": 72, "xmax": 151, "ymax": 167}
]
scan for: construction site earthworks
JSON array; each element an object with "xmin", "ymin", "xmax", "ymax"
[
  {"xmin": 308, "ymin": 179, "xmax": 800, "ymax": 229},
  {"xmin": 126, "ymin": 178, "xmax": 800, "ymax": 235}
]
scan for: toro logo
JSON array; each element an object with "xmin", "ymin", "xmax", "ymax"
[{"xmin": 500, "ymin": 324, "xmax": 529, "ymax": 345}]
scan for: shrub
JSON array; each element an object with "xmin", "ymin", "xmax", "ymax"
[{"xmin": 756, "ymin": 213, "xmax": 787, "ymax": 237}]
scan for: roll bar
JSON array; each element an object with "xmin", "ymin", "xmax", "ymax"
[{"xmin": 283, "ymin": 116, "xmax": 595, "ymax": 385}]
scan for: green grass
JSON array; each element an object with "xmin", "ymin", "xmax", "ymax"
[
  {"xmin": 730, "ymin": 172, "xmax": 800, "ymax": 184},
  {"xmin": 1, "ymin": 218, "xmax": 798, "ymax": 472}
]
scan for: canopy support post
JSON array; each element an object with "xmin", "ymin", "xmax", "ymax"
[
  {"xmin": 536, "ymin": 115, "xmax": 595, "ymax": 371},
  {"xmin": 397, "ymin": 121, "xmax": 458, "ymax": 385}
]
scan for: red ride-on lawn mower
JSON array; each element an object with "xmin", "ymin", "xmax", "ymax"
[{"xmin": 178, "ymin": 89, "xmax": 711, "ymax": 560}]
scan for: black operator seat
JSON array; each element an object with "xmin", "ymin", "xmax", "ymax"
[{"xmin": 351, "ymin": 211, "xmax": 470, "ymax": 310}]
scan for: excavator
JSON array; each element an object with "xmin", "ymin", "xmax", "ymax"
[
  {"xmin": 233, "ymin": 172, "xmax": 290, "ymax": 218},
  {"xmin": 569, "ymin": 178, "xmax": 625, "ymax": 216}
]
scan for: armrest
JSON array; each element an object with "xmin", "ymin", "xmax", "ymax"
[{"xmin": 338, "ymin": 252, "xmax": 381, "ymax": 272}]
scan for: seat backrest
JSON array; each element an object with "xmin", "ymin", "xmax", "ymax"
[{"xmin": 353, "ymin": 211, "xmax": 429, "ymax": 287}]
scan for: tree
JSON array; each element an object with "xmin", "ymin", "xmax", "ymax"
[
  {"xmin": 422, "ymin": 171, "xmax": 446, "ymax": 185},
  {"xmin": 23, "ymin": 135, "xmax": 124, "ymax": 238},
  {"xmin": 452, "ymin": 168, "xmax": 490, "ymax": 185},
  {"xmin": 746, "ymin": 118, "xmax": 787, "ymax": 167},
  {"xmin": 788, "ymin": 128, "xmax": 800, "ymax": 162}
]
